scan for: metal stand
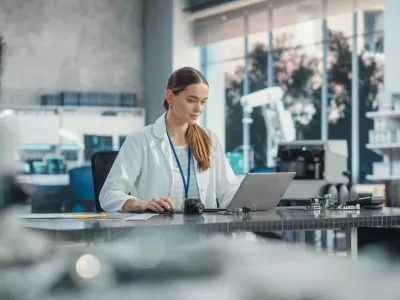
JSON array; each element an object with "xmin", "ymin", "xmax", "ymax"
[
  {"xmin": 295, "ymin": 231, "xmax": 306, "ymax": 249},
  {"xmin": 242, "ymin": 107, "xmax": 253, "ymax": 174},
  {"xmin": 346, "ymin": 227, "xmax": 358, "ymax": 259}
]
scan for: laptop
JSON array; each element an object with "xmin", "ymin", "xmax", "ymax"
[{"xmin": 226, "ymin": 172, "xmax": 296, "ymax": 212}]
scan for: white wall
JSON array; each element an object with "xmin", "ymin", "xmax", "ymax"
[
  {"xmin": 8, "ymin": 114, "xmax": 60, "ymax": 144},
  {"xmin": 0, "ymin": 0, "xmax": 144, "ymax": 105},
  {"xmin": 61, "ymin": 115, "xmax": 144, "ymax": 144},
  {"xmin": 204, "ymin": 45, "xmax": 226, "ymax": 149},
  {"xmin": 172, "ymin": 0, "xmax": 201, "ymax": 70},
  {"xmin": 384, "ymin": 0, "xmax": 400, "ymax": 93},
  {"xmin": 8, "ymin": 112, "xmax": 145, "ymax": 147}
]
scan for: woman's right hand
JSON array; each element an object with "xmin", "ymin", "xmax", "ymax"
[
  {"xmin": 123, "ymin": 197, "xmax": 174, "ymax": 212},
  {"xmin": 140, "ymin": 197, "xmax": 174, "ymax": 212}
]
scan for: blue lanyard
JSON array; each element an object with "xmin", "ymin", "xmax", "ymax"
[{"xmin": 167, "ymin": 133, "xmax": 191, "ymax": 199}]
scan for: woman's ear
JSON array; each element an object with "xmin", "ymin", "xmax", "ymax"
[{"xmin": 165, "ymin": 90, "xmax": 173, "ymax": 106}]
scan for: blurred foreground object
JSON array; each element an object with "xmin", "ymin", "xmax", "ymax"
[
  {"xmin": 0, "ymin": 118, "xmax": 27, "ymax": 209},
  {"xmin": 0, "ymin": 219, "xmax": 399, "ymax": 300},
  {"xmin": 0, "ymin": 210, "xmax": 60, "ymax": 300}
]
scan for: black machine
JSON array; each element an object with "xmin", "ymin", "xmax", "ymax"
[
  {"xmin": 276, "ymin": 140, "xmax": 358, "ymax": 204},
  {"xmin": 276, "ymin": 143, "xmax": 325, "ymax": 180}
]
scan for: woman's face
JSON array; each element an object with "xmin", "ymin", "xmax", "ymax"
[{"xmin": 166, "ymin": 83, "xmax": 208, "ymax": 125}]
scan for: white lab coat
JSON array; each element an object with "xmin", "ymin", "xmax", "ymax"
[{"xmin": 99, "ymin": 114, "xmax": 240, "ymax": 212}]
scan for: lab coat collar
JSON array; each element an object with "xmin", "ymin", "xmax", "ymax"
[{"xmin": 152, "ymin": 113, "xmax": 168, "ymax": 140}]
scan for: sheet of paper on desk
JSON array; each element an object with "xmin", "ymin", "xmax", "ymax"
[
  {"xmin": 18, "ymin": 213, "xmax": 101, "ymax": 219},
  {"xmin": 123, "ymin": 214, "xmax": 158, "ymax": 221},
  {"xmin": 18, "ymin": 213, "xmax": 157, "ymax": 220}
]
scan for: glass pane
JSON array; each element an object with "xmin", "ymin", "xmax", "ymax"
[
  {"xmin": 206, "ymin": 36, "xmax": 245, "ymax": 64},
  {"xmin": 273, "ymin": 19, "xmax": 323, "ymax": 50},
  {"xmin": 356, "ymin": 29, "xmax": 385, "ymax": 182},
  {"xmin": 277, "ymin": 43, "xmax": 323, "ymax": 141},
  {"xmin": 224, "ymin": 58, "xmax": 247, "ymax": 173},
  {"xmin": 327, "ymin": 12, "xmax": 353, "ymax": 39},
  {"xmin": 248, "ymin": 31, "xmax": 269, "ymax": 52},
  {"xmin": 327, "ymin": 31, "xmax": 352, "ymax": 140},
  {"xmin": 362, "ymin": 11, "xmax": 384, "ymax": 53},
  {"xmin": 326, "ymin": 14, "xmax": 353, "ymax": 177}
]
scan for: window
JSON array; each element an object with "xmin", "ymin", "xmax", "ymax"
[
  {"xmin": 363, "ymin": 11, "xmax": 384, "ymax": 52},
  {"xmin": 201, "ymin": 7, "xmax": 385, "ymax": 180}
]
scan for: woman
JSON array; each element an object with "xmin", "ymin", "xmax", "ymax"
[{"xmin": 99, "ymin": 67, "xmax": 240, "ymax": 212}]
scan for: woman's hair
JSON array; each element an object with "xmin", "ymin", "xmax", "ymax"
[{"xmin": 163, "ymin": 67, "xmax": 211, "ymax": 171}]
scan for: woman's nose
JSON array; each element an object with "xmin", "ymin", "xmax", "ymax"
[{"xmin": 194, "ymin": 103, "xmax": 201, "ymax": 112}]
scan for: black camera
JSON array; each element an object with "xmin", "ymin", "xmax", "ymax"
[{"xmin": 184, "ymin": 198, "xmax": 205, "ymax": 215}]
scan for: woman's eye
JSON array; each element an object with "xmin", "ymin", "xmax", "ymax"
[{"xmin": 187, "ymin": 99, "xmax": 195, "ymax": 103}]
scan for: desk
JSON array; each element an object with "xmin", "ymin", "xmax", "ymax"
[{"xmin": 21, "ymin": 207, "xmax": 400, "ymax": 257}]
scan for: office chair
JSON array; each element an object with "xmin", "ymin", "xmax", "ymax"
[
  {"xmin": 91, "ymin": 151, "xmax": 118, "ymax": 212},
  {"xmin": 69, "ymin": 166, "xmax": 95, "ymax": 212}
]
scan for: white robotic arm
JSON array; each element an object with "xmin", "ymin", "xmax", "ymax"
[
  {"xmin": 240, "ymin": 86, "xmax": 284, "ymax": 109},
  {"xmin": 240, "ymin": 87, "xmax": 296, "ymax": 172}
]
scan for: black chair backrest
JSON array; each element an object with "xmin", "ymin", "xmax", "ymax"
[{"xmin": 91, "ymin": 151, "xmax": 118, "ymax": 212}]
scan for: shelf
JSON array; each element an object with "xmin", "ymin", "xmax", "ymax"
[
  {"xmin": 366, "ymin": 110, "xmax": 400, "ymax": 118},
  {"xmin": 366, "ymin": 143, "xmax": 400, "ymax": 155},
  {"xmin": 366, "ymin": 174, "xmax": 400, "ymax": 182},
  {"xmin": 366, "ymin": 143, "xmax": 400, "ymax": 149},
  {"xmin": 367, "ymin": 94, "xmax": 400, "ymax": 183}
]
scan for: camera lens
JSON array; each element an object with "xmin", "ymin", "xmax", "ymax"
[{"xmin": 196, "ymin": 202, "xmax": 205, "ymax": 213}]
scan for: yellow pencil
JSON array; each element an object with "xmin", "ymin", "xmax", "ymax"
[{"xmin": 72, "ymin": 213, "xmax": 107, "ymax": 219}]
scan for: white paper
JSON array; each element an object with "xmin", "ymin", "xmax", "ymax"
[
  {"xmin": 123, "ymin": 214, "xmax": 157, "ymax": 221},
  {"xmin": 18, "ymin": 213, "xmax": 158, "ymax": 221},
  {"xmin": 18, "ymin": 213, "xmax": 101, "ymax": 219}
]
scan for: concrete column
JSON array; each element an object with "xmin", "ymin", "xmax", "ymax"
[
  {"xmin": 144, "ymin": 0, "xmax": 173, "ymax": 124},
  {"xmin": 384, "ymin": 0, "xmax": 400, "ymax": 93}
]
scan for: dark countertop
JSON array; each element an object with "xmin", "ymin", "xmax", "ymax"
[{"xmin": 20, "ymin": 207, "xmax": 400, "ymax": 242}]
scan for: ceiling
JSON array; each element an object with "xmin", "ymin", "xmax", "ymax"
[
  {"xmin": 184, "ymin": 0, "xmax": 240, "ymax": 13},
  {"xmin": 186, "ymin": 0, "xmax": 384, "ymax": 21}
]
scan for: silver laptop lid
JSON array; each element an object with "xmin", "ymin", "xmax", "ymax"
[{"xmin": 227, "ymin": 172, "xmax": 295, "ymax": 211}]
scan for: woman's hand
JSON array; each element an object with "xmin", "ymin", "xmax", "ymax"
[
  {"xmin": 123, "ymin": 197, "xmax": 174, "ymax": 212},
  {"xmin": 140, "ymin": 197, "xmax": 174, "ymax": 212}
]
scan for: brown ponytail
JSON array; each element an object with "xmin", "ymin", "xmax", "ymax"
[
  {"xmin": 163, "ymin": 99, "xmax": 169, "ymax": 111},
  {"xmin": 163, "ymin": 67, "xmax": 212, "ymax": 171},
  {"xmin": 186, "ymin": 123, "xmax": 211, "ymax": 171}
]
